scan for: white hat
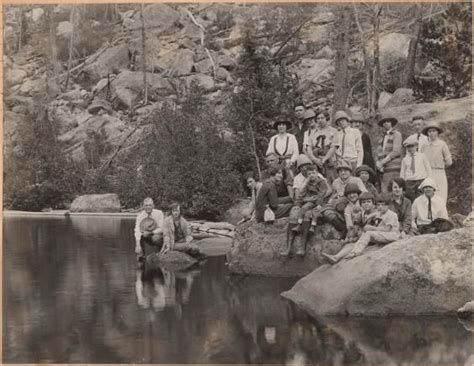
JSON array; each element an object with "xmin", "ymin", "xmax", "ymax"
[{"xmin": 419, "ymin": 177, "xmax": 437, "ymax": 191}]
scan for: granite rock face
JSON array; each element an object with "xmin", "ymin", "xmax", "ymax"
[
  {"xmin": 70, "ymin": 193, "xmax": 122, "ymax": 213},
  {"xmin": 282, "ymin": 228, "xmax": 472, "ymax": 316},
  {"xmin": 227, "ymin": 218, "xmax": 344, "ymax": 277}
]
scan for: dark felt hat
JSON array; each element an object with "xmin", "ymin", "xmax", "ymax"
[
  {"xmin": 377, "ymin": 114, "xmax": 398, "ymax": 127},
  {"xmin": 273, "ymin": 118, "xmax": 293, "ymax": 130}
]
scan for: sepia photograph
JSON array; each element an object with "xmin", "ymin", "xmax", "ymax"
[{"xmin": 2, "ymin": 2, "xmax": 473, "ymax": 364}]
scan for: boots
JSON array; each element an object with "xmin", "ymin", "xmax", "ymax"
[
  {"xmin": 281, "ymin": 224, "xmax": 296, "ymax": 257},
  {"xmin": 296, "ymin": 221, "xmax": 311, "ymax": 256}
]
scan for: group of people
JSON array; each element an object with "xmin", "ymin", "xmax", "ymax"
[{"xmin": 246, "ymin": 104, "xmax": 454, "ymax": 260}]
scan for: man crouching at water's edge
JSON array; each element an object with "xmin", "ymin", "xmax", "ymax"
[{"xmin": 134, "ymin": 197, "xmax": 164, "ymax": 259}]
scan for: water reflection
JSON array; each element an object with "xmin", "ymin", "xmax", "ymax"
[{"xmin": 3, "ymin": 217, "xmax": 473, "ymax": 364}]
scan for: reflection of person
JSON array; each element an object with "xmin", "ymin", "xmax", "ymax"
[
  {"xmin": 134, "ymin": 197, "xmax": 164, "ymax": 259},
  {"xmin": 161, "ymin": 203, "xmax": 200, "ymax": 256}
]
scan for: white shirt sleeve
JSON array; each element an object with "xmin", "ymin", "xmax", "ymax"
[
  {"xmin": 355, "ymin": 130, "xmax": 363, "ymax": 167},
  {"xmin": 289, "ymin": 134, "xmax": 299, "ymax": 162},
  {"xmin": 266, "ymin": 135, "xmax": 276, "ymax": 156},
  {"xmin": 400, "ymin": 157, "xmax": 407, "ymax": 180}
]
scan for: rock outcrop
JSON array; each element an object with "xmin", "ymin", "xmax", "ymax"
[
  {"xmin": 227, "ymin": 218, "xmax": 344, "ymax": 277},
  {"xmin": 146, "ymin": 250, "xmax": 197, "ymax": 272},
  {"xmin": 70, "ymin": 193, "xmax": 122, "ymax": 213},
  {"xmin": 282, "ymin": 228, "xmax": 472, "ymax": 316}
]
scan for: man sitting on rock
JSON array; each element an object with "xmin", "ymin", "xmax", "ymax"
[
  {"xmin": 135, "ymin": 197, "xmax": 164, "ymax": 260},
  {"xmin": 411, "ymin": 177, "xmax": 452, "ymax": 235},
  {"xmin": 161, "ymin": 203, "xmax": 201, "ymax": 257},
  {"xmin": 322, "ymin": 193, "xmax": 400, "ymax": 264}
]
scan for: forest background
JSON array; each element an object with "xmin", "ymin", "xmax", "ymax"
[{"xmin": 3, "ymin": 3, "xmax": 472, "ymax": 219}]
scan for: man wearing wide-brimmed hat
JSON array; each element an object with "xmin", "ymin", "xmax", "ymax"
[
  {"xmin": 351, "ymin": 111, "xmax": 376, "ymax": 173},
  {"xmin": 419, "ymin": 120, "xmax": 452, "ymax": 204},
  {"xmin": 375, "ymin": 113, "xmax": 403, "ymax": 193},
  {"xmin": 134, "ymin": 197, "xmax": 164, "ymax": 260},
  {"xmin": 400, "ymin": 134, "xmax": 432, "ymax": 202},
  {"xmin": 266, "ymin": 117, "xmax": 299, "ymax": 168},
  {"xmin": 334, "ymin": 110, "xmax": 363, "ymax": 171}
]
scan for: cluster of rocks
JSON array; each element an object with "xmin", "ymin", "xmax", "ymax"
[{"xmin": 4, "ymin": 3, "xmax": 421, "ymax": 165}]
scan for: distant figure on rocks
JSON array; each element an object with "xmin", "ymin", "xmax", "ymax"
[
  {"xmin": 292, "ymin": 103, "xmax": 310, "ymax": 153},
  {"xmin": 255, "ymin": 166, "xmax": 294, "ymax": 223},
  {"xmin": 266, "ymin": 118, "xmax": 299, "ymax": 169},
  {"xmin": 351, "ymin": 111, "xmax": 376, "ymax": 172},
  {"xmin": 161, "ymin": 203, "xmax": 200, "ymax": 256},
  {"xmin": 323, "ymin": 193, "xmax": 400, "ymax": 264},
  {"xmin": 420, "ymin": 121, "xmax": 452, "ymax": 204},
  {"xmin": 305, "ymin": 110, "xmax": 339, "ymax": 183},
  {"xmin": 334, "ymin": 110, "xmax": 363, "ymax": 171},
  {"xmin": 376, "ymin": 114, "xmax": 403, "ymax": 193},
  {"xmin": 411, "ymin": 177, "xmax": 452, "ymax": 235},
  {"xmin": 135, "ymin": 197, "xmax": 164, "ymax": 260},
  {"xmin": 408, "ymin": 115, "xmax": 429, "ymax": 152},
  {"xmin": 400, "ymin": 135, "xmax": 432, "ymax": 202}
]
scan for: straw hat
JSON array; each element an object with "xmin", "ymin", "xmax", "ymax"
[
  {"xmin": 422, "ymin": 121, "xmax": 443, "ymax": 135},
  {"xmin": 419, "ymin": 177, "xmax": 437, "ymax": 191},
  {"xmin": 334, "ymin": 110, "xmax": 351, "ymax": 126},
  {"xmin": 140, "ymin": 216, "xmax": 158, "ymax": 233},
  {"xmin": 377, "ymin": 113, "xmax": 398, "ymax": 127}
]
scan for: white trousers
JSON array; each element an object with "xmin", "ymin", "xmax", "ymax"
[{"xmin": 351, "ymin": 230, "xmax": 400, "ymax": 254}]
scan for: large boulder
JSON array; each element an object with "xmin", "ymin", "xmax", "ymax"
[
  {"xmin": 222, "ymin": 198, "xmax": 252, "ymax": 225},
  {"xmin": 126, "ymin": 4, "xmax": 180, "ymax": 35},
  {"xmin": 110, "ymin": 71, "xmax": 173, "ymax": 108},
  {"xmin": 282, "ymin": 228, "xmax": 472, "ymax": 316},
  {"xmin": 293, "ymin": 58, "xmax": 334, "ymax": 89},
  {"xmin": 146, "ymin": 250, "xmax": 197, "ymax": 272},
  {"xmin": 384, "ymin": 88, "xmax": 416, "ymax": 108},
  {"xmin": 227, "ymin": 218, "xmax": 344, "ymax": 277},
  {"xmin": 82, "ymin": 44, "xmax": 130, "ymax": 82},
  {"xmin": 70, "ymin": 193, "xmax": 122, "ymax": 213},
  {"xmin": 6, "ymin": 68, "xmax": 27, "ymax": 86},
  {"xmin": 378, "ymin": 32, "xmax": 411, "ymax": 67}
]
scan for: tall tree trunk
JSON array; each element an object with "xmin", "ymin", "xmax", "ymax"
[
  {"xmin": 65, "ymin": 7, "xmax": 76, "ymax": 89},
  {"xmin": 48, "ymin": 6, "xmax": 60, "ymax": 76},
  {"xmin": 333, "ymin": 5, "xmax": 351, "ymax": 113},
  {"xmin": 371, "ymin": 5, "xmax": 382, "ymax": 113},
  {"xmin": 17, "ymin": 8, "xmax": 23, "ymax": 52},
  {"xmin": 139, "ymin": 3, "xmax": 148, "ymax": 105},
  {"xmin": 401, "ymin": 5, "xmax": 423, "ymax": 87}
]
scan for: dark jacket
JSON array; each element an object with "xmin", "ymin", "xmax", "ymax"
[
  {"xmin": 295, "ymin": 176, "xmax": 330, "ymax": 207},
  {"xmin": 291, "ymin": 121, "xmax": 310, "ymax": 153},
  {"xmin": 361, "ymin": 132, "xmax": 376, "ymax": 171},
  {"xmin": 255, "ymin": 180, "xmax": 279, "ymax": 222},
  {"xmin": 389, "ymin": 196, "xmax": 412, "ymax": 233}
]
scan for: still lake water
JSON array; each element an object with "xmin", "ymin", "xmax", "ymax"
[{"xmin": 3, "ymin": 216, "xmax": 473, "ymax": 364}]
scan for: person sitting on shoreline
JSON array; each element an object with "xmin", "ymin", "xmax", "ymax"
[
  {"xmin": 238, "ymin": 173, "xmax": 263, "ymax": 224},
  {"xmin": 293, "ymin": 154, "xmax": 326, "ymax": 198},
  {"xmin": 411, "ymin": 177, "xmax": 452, "ymax": 235},
  {"xmin": 161, "ymin": 203, "xmax": 201, "ymax": 256},
  {"xmin": 323, "ymin": 193, "xmax": 400, "ymax": 264},
  {"xmin": 355, "ymin": 164, "xmax": 378, "ymax": 197},
  {"xmin": 343, "ymin": 182, "xmax": 363, "ymax": 234},
  {"xmin": 263, "ymin": 153, "xmax": 294, "ymax": 203},
  {"xmin": 292, "ymin": 164, "xmax": 331, "ymax": 235},
  {"xmin": 400, "ymin": 135, "xmax": 432, "ymax": 202},
  {"xmin": 255, "ymin": 166, "xmax": 294, "ymax": 223},
  {"xmin": 134, "ymin": 197, "xmax": 164, "ymax": 260}
]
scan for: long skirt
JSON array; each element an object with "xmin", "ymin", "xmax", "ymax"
[{"xmin": 431, "ymin": 168, "xmax": 448, "ymax": 203}]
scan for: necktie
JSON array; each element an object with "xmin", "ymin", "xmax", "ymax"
[
  {"xmin": 428, "ymin": 197, "xmax": 433, "ymax": 221},
  {"xmin": 341, "ymin": 129, "xmax": 346, "ymax": 156},
  {"xmin": 410, "ymin": 153, "xmax": 416, "ymax": 175}
]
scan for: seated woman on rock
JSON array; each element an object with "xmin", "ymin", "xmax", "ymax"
[
  {"xmin": 342, "ymin": 183, "xmax": 364, "ymax": 243},
  {"xmin": 411, "ymin": 177, "xmax": 452, "ymax": 235},
  {"xmin": 323, "ymin": 193, "xmax": 400, "ymax": 264},
  {"xmin": 330, "ymin": 160, "xmax": 367, "ymax": 200},
  {"xmin": 255, "ymin": 166, "xmax": 294, "ymax": 223},
  {"xmin": 238, "ymin": 173, "xmax": 263, "ymax": 223},
  {"xmin": 355, "ymin": 164, "xmax": 378, "ymax": 197},
  {"xmin": 263, "ymin": 153, "xmax": 294, "ymax": 203},
  {"xmin": 387, "ymin": 178, "xmax": 412, "ymax": 237},
  {"xmin": 161, "ymin": 203, "xmax": 201, "ymax": 257}
]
